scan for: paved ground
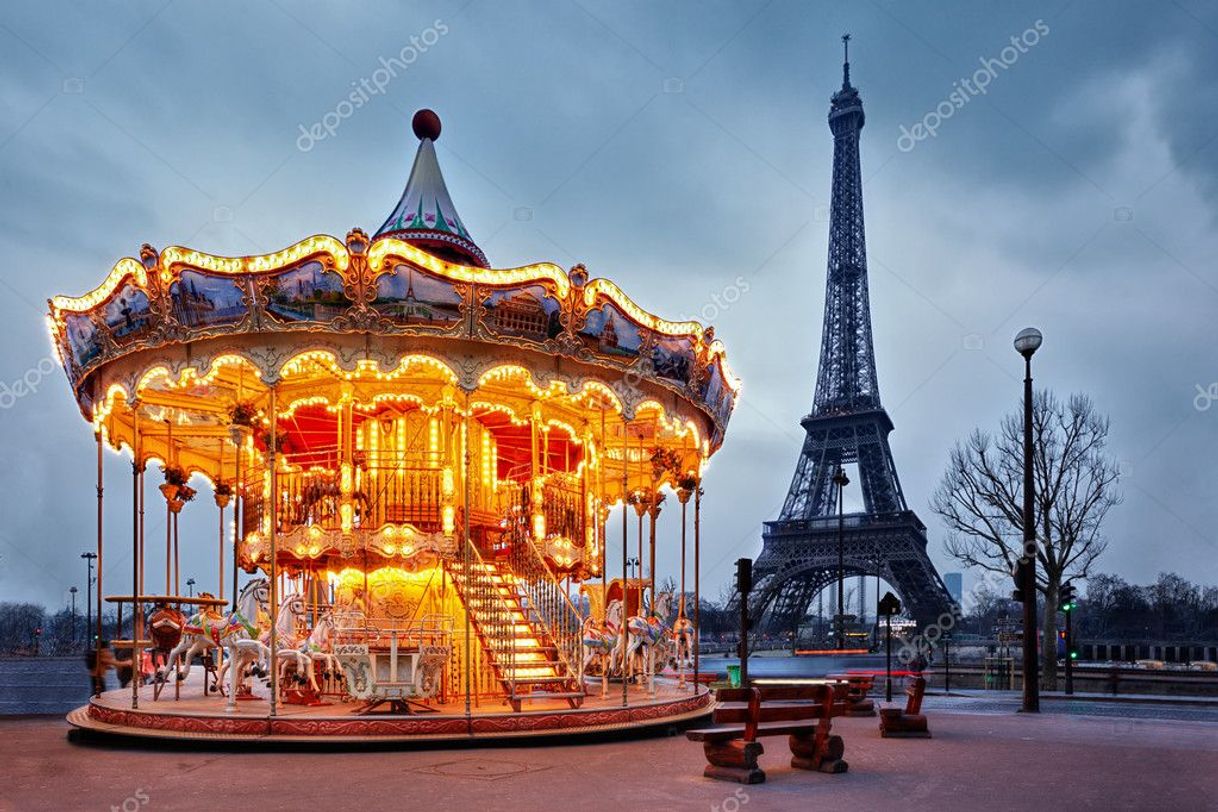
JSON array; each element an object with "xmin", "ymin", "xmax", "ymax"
[{"xmin": 3, "ymin": 700, "xmax": 1216, "ymax": 811}]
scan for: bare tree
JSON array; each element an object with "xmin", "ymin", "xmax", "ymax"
[{"xmin": 931, "ymin": 391, "xmax": 1121, "ymax": 689}]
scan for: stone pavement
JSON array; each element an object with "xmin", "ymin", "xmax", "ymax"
[{"xmin": 3, "ymin": 705, "xmax": 1216, "ymax": 811}]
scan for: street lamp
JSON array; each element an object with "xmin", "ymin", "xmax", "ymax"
[
  {"xmin": 1014, "ymin": 326, "xmax": 1042, "ymax": 713},
  {"xmin": 69, "ymin": 586, "xmax": 78, "ymax": 647},
  {"xmin": 832, "ymin": 466, "xmax": 850, "ymax": 650},
  {"xmin": 186, "ymin": 577, "xmax": 196, "ymax": 597},
  {"xmin": 80, "ymin": 552, "xmax": 97, "ymax": 646}
]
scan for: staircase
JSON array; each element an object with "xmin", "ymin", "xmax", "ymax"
[{"xmin": 447, "ymin": 547, "xmax": 585, "ymax": 712}]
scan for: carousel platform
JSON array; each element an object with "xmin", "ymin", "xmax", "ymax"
[{"xmin": 67, "ymin": 671, "xmax": 712, "ymax": 745}]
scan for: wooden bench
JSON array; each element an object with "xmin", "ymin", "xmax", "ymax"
[
  {"xmin": 826, "ymin": 672, "xmax": 877, "ymax": 716},
  {"xmin": 879, "ymin": 676, "xmax": 930, "ymax": 738},
  {"xmin": 686, "ymin": 683, "xmax": 850, "ymax": 784}
]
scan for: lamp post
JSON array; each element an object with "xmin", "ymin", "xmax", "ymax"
[
  {"xmin": 80, "ymin": 552, "xmax": 96, "ymax": 646},
  {"xmin": 69, "ymin": 586, "xmax": 78, "ymax": 648},
  {"xmin": 832, "ymin": 466, "xmax": 850, "ymax": 650},
  {"xmin": 1014, "ymin": 326, "xmax": 1042, "ymax": 713},
  {"xmin": 186, "ymin": 578, "xmax": 196, "ymax": 598}
]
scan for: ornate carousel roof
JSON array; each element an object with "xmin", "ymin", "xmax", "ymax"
[{"xmin": 46, "ymin": 110, "xmax": 739, "ymax": 501}]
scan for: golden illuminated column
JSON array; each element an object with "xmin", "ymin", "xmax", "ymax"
[
  {"xmin": 529, "ymin": 401, "xmax": 545, "ymax": 542},
  {"xmin": 268, "ymin": 385, "xmax": 279, "ymax": 717},
  {"xmin": 647, "ymin": 491, "xmax": 663, "ymax": 616},
  {"xmin": 582, "ymin": 423, "xmax": 595, "ymax": 572},
  {"xmin": 130, "ymin": 407, "xmax": 141, "ymax": 710},
  {"xmin": 338, "ymin": 382, "xmax": 355, "ymax": 535},
  {"xmin": 441, "ymin": 385, "xmax": 456, "ymax": 536}
]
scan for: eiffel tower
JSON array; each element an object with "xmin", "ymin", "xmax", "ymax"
[{"xmin": 747, "ymin": 38, "xmax": 955, "ymax": 635}]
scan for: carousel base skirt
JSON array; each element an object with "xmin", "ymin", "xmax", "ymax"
[{"xmin": 67, "ymin": 673, "xmax": 712, "ymax": 745}]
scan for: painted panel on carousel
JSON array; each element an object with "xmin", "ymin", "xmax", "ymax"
[
  {"xmin": 703, "ymin": 358, "xmax": 733, "ymax": 432},
  {"xmin": 65, "ymin": 313, "xmax": 103, "ymax": 370},
  {"xmin": 372, "ymin": 263, "xmax": 463, "ymax": 328},
  {"xmin": 651, "ymin": 334, "xmax": 695, "ymax": 386},
  {"xmin": 264, "ymin": 260, "xmax": 349, "ymax": 323},
  {"xmin": 101, "ymin": 283, "xmax": 155, "ymax": 347},
  {"xmin": 169, "ymin": 270, "xmax": 249, "ymax": 329},
  {"xmin": 579, "ymin": 301, "xmax": 644, "ymax": 359},
  {"xmin": 482, "ymin": 284, "xmax": 563, "ymax": 343}
]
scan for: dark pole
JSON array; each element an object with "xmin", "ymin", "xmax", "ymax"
[
  {"xmin": 885, "ymin": 614, "xmax": 893, "ymax": 702},
  {"xmin": 81, "ymin": 552, "xmax": 96, "ymax": 648},
  {"xmin": 736, "ymin": 557, "xmax": 751, "ymax": 687},
  {"xmin": 69, "ymin": 587, "xmax": 78, "ymax": 646},
  {"xmin": 93, "ymin": 430, "xmax": 103, "ymax": 658},
  {"xmin": 739, "ymin": 583, "xmax": 749, "ymax": 687},
  {"xmin": 1065, "ymin": 606, "xmax": 1074, "ymax": 696},
  {"xmin": 1020, "ymin": 346, "xmax": 1039, "ymax": 712},
  {"xmin": 833, "ymin": 466, "xmax": 849, "ymax": 649},
  {"xmin": 693, "ymin": 476, "xmax": 702, "ymax": 690},
  {"xmin": 944, "ymin": 635, "xmax": 951, "ymax": 694}
]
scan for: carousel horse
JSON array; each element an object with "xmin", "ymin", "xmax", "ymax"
[
  {"xmin": 623, "ymin": 592, "xmax": 675, "ymax": 685},
  {"xmin": 300, "ymin": 610, "xmax": 342, "ymax": 692},
  {"xmin": 672, "ymin": 603, "xmax": 695, "ymax": 670},
  {"xmin": 265, "ymin": 593, "xmax": 313, "ymax": 689},
  {"xmin": 156, "ymin": 594, "xmax": 228, "ymax": 686},
  {"xmin": 149, "ymin": 603, "xmax": 188, "ymax": 676},
  {"xmin": 581, "ymin": 598, "xmax": 624, "ymax": 677},
  {"xmin": 202, "ymin": 579, "xmax": 274, "ymax": 702}
]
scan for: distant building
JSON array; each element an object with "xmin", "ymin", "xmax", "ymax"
[{"xmin": 945, "ymin": 572, "xmax": 963, "ymax": 605}]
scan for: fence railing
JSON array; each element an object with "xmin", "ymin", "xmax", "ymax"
[{"xmin": 507, "ymin": 517, "xmax": 584, "ymax": 683}]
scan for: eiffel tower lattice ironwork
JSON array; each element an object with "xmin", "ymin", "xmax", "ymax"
[{"xmin": 746, "ymin": 38, "xmax": 956, "ymax": 636}]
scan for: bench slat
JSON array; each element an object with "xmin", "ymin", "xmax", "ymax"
[
  {"xmin": 718, "ymin": 685, "xmax": 830, "ymax": 703},
  {"xmin": 687, "ymin": 721, "xmax": 818, "ymax": 743},
  {"xmin": 714, "ymin": 701, "xmax": 826, "ymax": 724}
]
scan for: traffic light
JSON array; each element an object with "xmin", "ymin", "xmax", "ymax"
[
  {"xmin": 1059, "ymin": 582, "xmax": 1077, "ymax": 613},
  {"xmin": 735, "ymin": 557, "xmax": 753, "ymax": 595}
]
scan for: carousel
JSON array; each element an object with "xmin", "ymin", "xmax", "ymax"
[{"xmin": 52, "ymin": 110, "xmax": 739, "ymax": 741}]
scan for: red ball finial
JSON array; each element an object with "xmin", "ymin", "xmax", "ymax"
[{"xmin": 412, "ymin": 109, "xmax": 442, "ymax": 141}]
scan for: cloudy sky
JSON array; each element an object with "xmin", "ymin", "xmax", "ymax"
[{"xmin": 2, "ymin": 1, "xmax": 1216, "ymax": 611}]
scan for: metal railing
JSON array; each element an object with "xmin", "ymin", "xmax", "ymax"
[
  {"xmin": 507, "ymin": 521, "xmax": 585, "ymax": 684},
  {"xmin": 446, "ymin": 543, "xmax": 519, "ymax": 698},
  {"xmin": 241, "ymin": 462, "xmax": 446, "ymax": 537}
]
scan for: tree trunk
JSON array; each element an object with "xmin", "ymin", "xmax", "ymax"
[{"xmin": 1041, "ymin": 583, "xmax": 1058, "ymax": 691}]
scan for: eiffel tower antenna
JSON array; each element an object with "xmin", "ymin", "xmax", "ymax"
[
  {"xmin": 735, "ymin": 39, "xmax": 956, "ymax": 635},
  {"xmin": 842, "ymin": 33, "xmax": 851, "ymax": 87}
]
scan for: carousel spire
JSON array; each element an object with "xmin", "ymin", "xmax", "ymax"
[{"xmin": 375, "ymin": 108, "xmax": 489, "ymax": 267}]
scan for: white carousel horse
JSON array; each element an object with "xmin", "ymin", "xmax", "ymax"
[
  {"xmin": 581, "ymin": 598, "xmax": 624, "ymax": 677},
  {"xmin": 155, "ymin": 603, "xmax": 218, "ymax": 687},
  {"xmin": 300, "ymin": 611, "xmax": 342, "ymax": 693},
  {"xmin": 208, "ymin": 579, "xmax": 274, "ymax": 706},
  {"xmin": 624, "ymin": 592, "xmax": 674, "ymax": 687},
  {"xmin": 158, "ymin": 583, "xmax": 269, "ymax": 690},
  {"xmin": 265, "ymin": 593, "xmax": 313, "ymax": 689}
]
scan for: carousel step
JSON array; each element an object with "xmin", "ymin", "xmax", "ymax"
[
  {"xmin": 511, "ymin": 687, "xmax": 585, "ymax": 699},
  {"xmin": 506, "ymin": 675, "xmax": 568, "ymax": 684}
]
